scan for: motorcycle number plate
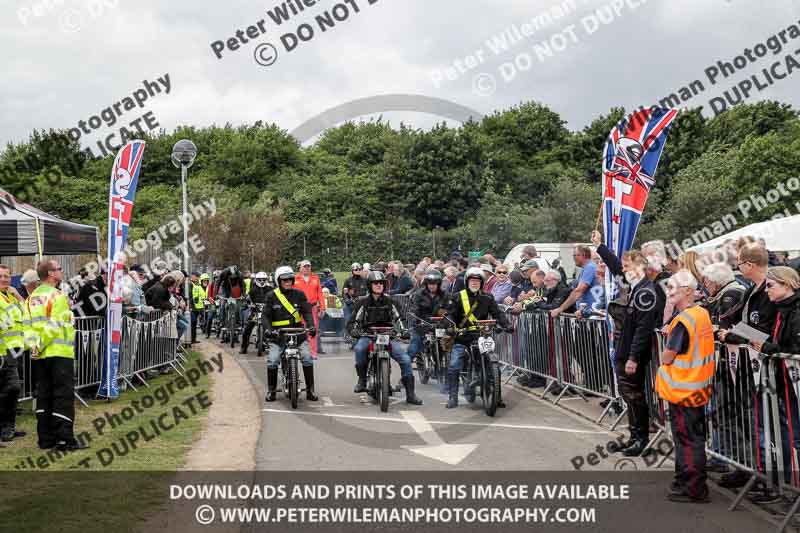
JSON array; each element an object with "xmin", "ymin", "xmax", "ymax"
[
  {"xmin": 478, "ymin": 337, "xmax": 495, "ymax": 354},
  {"xmin": 376, "ymin": 334, "xmax": 390, "ymax": 346},
  {"xmin": 435, "ymin": 328, "xmax": 446, "ymax": 338}
]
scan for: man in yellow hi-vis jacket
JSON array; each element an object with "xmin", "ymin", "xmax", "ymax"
[
  {"xmin": 0, "ymin": 264, "xmax": 26, "ymax": 443},
  {"xmin": 27, "ymin": 260, "xmax": 88, "ymax": 451},
  {"xmin": 657, "ymin": 269, "xmax": 716, "ymax": 504}
]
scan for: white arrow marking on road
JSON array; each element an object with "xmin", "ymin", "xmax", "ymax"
[
  {"xmin": 321, "ymin": 396, "xmax": 344, "ymax": 407},
  {"xmin": 399, "ymin": 410, "xmax": 478, "ymax": 466}
]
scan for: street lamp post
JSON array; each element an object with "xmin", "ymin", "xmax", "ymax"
[
  {"xmin": 249, "ymin": 244, "xmax": 255, "ymax": 272},
  {"xmin": 171, "ymin": 139, "xmax": 197, "ymax": 343}
]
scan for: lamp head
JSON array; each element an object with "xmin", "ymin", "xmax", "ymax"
[{"xmin": 171, "ymin": 139, "xmax": 197, "ymax": 168}]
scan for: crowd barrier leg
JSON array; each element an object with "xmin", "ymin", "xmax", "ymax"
[
  {"xmin": 73, "ymin": 390, "xmax": 89, "ymax": 408},
  {"xmin": 134, "ymin": 371, "xmax": 151, "ymax": 387}
]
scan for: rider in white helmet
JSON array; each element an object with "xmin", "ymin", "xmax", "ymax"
[
  {"xmin": 443, "ymin": 266, "xmax": 513, "ymax": 409},
  {"xmin": 260, "ymin": 266, "xmax": 318, "ymax": 402},
  {"xmin": 240, "ymin": 272, "xmax": 273, "ymax": 355}
]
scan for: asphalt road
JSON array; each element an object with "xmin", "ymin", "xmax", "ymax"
[{"xmin": 207, "ymin": 334, "xmax": 774, "ymax": 532}]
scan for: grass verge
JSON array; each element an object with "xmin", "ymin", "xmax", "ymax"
[{"xmin": 0, "ymin": 349, "xmax": 216, "ymax": 533}]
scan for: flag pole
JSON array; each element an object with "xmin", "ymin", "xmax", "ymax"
[{"xmin": 593, "ymin": 202, "xmax": 603, "ymax": 235}]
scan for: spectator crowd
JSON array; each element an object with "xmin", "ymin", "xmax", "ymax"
[{"xmin": 1, "ymin": 232, "xmax": 799, "ymax": 507}]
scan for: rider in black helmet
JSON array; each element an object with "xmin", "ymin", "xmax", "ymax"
[
  {"xmin": 407, "ymin": 269, "xmax": 447, "ymax": 384},
  {"xmin": 346, "ymin": 271, "xmax": 422, "ymax": 405}
]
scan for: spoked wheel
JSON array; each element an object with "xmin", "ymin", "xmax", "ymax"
[
  {"xmin": 416, "ymin": 351, "xmax": 429, "ymax": 385},
  {"xmin": 256, "ymin": 325, "xmax": 265, "ymax": 357},
  {"xmin": 429, "ymin": 344, "xmax": 441, "ymax": 385},
  {"xmin": 288, "ymin": 358, "xmax": 299, "ymax": 409},
  {"xmin": 463, "ymin": 365, "xmax": 476, "ymax": 404},
  {"xmin": 482, "ymin": 358, "xmax": 501, "ymax": 417},
  {"xmin": 379, "ymin": 358, "xmax": 390, "ymax": 413},
  {"xmin": 438, "ymin": 349, "xmax": 448, "ymax": 385},
  {"xmin": 229, "ymin": 313, "xmax": 237, "ymax": 348}
]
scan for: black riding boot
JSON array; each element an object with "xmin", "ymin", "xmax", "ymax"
[
  {"xmin": 446, "ymin": 371, "xmax": 458, "ymax": 408},
  {"xmin": 354, "ymin": 365, "xmax": 368, "ymax": 393},
  {"xmin": 303, "ymin": 366, "xmax": 319, "ymax": 401},
  {"xmin": 265, "ymin": 368, "xmax": 278, "ymax": 402},
  {"xmin": 403, "ymin": 375, "xmax": 423, "ymax": 405},
  {"xmin": 240, "ymin": 322, "xmax": 254, "ymax": 354}
]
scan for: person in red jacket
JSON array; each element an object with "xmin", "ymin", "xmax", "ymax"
[{"xmin": 294, "ymin": 260, "xmax": 326, "ymax": 357}]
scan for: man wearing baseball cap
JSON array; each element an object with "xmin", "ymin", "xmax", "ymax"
[
  {"xmin": 294, "ymin": 260, "xmax": 326, "ymax": 356},
  {"xmin": 519, "ymin": 260, "xmax": 539, "ymax": 293}
]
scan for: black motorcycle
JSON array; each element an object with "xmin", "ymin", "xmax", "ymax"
[
  {"xmin": 276, "ymin": 328, "xmax": 309, "ymax": 409},
  {"xmin": 361, "ymin": 326, "xmax": 399, "ymax": 413},
  {"xmin": 450, "ymin": 319, "xmax": 503, "ymax": 417},
  {"xmin": 409, "ymin": 313, "xmax": 448, "ymax": 386}
]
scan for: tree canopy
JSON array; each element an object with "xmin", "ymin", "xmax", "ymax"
[{"xmin": 2, "ymin": 100, "xmax": 798, "ymax": 270}]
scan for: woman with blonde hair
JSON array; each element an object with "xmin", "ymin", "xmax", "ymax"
[
  {"xmin": 748, "ymin": 266, "xmax": 800, "ymax": 497},
  {"xmin": 680, "ymin": 251, "xmax": 705, "ymax": 289}
]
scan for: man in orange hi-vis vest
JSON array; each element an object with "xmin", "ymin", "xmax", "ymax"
[
  {"xmin": 294, "ymin": 260, "xmax": 326, "ymax": 357},
  {"xmin": 656, "ymin": 269, "xmax": 716, "ymax": 504}
]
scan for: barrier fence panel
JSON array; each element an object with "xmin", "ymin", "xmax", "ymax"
[
  {"xmin": 707, "ymin": 345, "xmax": 762, "ymax": 485},
  {"xmin": 19, "ymin": 311, "xmax": 181, "ymax": 402},
  {"xmin": 642, "ymin": 333, "xmax": 667, "ymax": 435},
  {"xmin": 74, "ymin": 316, "xmax": 105, "ymax": 393},
  {"xmin": 495, "ymin": 311, "xmax": 559, "ymax": 390},
  {"xmin": 553, "ymin": 315, "xmax": 616, "ymax": 403},
  {"xmin": 119, "ymin": 310, "xmax": 181, "ymax": 386},
  {"xmin": 391, "ymin": 294, "xmax": 414, "ymax": 328},
  {"xmin": 767, "ymin": 354, "xmax": 800, "ymax": 531},
  {"xmin": 17, "ymin": 351, "xmax": 33, "ymax": 403}
]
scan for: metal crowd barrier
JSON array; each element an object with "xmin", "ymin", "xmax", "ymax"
[
  {"xmin": 493, "ymin": 308, "xmax": 800, "ymax": 531},
  {"xmin": 18, "ymin": 311, "xmax": 182, "ymax": 405},
  {"xmin": 391, "ymin": 293, "xmax": 415, "ymax": 327},
  {"xmin": 74, "ymin": 316, "xmax": 106, "ymax": 394},
  {"xmin": 495, "ymin": 311, "xmax": 621, "ymax": 424},
  {"xmin": 118, "ymin": 309, "xmax": 185, "ymax": 391},
  {"xmin": 495, "ymin": 311, "xmax": 558, "ymax": 390},
  {"xmin": 764, "ymin": 353, "xmax": 800, "ymax": 531}
]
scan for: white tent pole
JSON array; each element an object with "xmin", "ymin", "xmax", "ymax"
[{"xmin": 34, "ymin": 217, "xmax": 43, "ymax": 262}]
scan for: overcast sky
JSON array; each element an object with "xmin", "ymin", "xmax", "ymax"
[{"xmin": 4, "ymin": 0, "xmax": 800, "ymax": 151}]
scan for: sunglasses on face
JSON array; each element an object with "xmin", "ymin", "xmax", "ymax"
[
  {"xmin": 496, "ymin": 271, "xmax": 508, "ymax": 275},
  {"xmin": 766, "ymin": 281, "xmax": 783, "ymax": 289}
]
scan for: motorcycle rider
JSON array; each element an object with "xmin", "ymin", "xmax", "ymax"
[
  {"xmin": 217, "ymin": 266, "xmax": 246, "ymax": 340},
  {"xmin": 408, "ymin": 269, "xmax": 447, "ymax": 386},
  {"xmin": 204, "ymin": 270, "xmax": 221, "ymax": 337},
  {"xmin": 240, "ymin": 272, "xmax": 274, "ymax": 355},
  {"xmin": 347, "ymin": 271, "xmax": 422, "ymax": 405},
  {"xmin": 342, "ymin": 263, "xmax": 367, "ymax": 328},
  {"xmin": 445, "ymin": 266, "xmax": 513, "ymax": 409},
  {"xmin": 261, "ymin": 266, "xmax": 318, "ymax": 402}
]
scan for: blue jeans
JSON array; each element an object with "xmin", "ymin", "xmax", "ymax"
[
  {"xmin": 448, "ymin": 343, "xmax": 469, "ymax": 375},
  {"xmin": 267, "ymin": 340, "xmax": 313, "ymax": 369},
  {"xmin": 407, "ymin": 332, "xmax": 423, "ymax": 360},
  {"xmin": 353, "ymin": 337, "xmax": 412, "ymax": 378},
  {"xmin": 343, "ymin": 303, "xmax": 353, "ymax": 331},
  {"xmin": 176, "ymin": 314, "xmax": 189, "ymax": 340}
]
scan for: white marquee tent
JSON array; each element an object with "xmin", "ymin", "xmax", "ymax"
[{"xmin": 689, "ymin": 214, "xmax": 800, "ymax": 254}]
